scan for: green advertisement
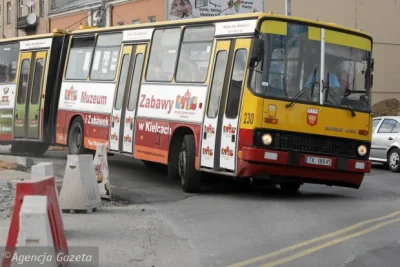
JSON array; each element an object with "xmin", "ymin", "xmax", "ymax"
[{"xmin": 0, "ymin": 109, "xmax": 13, "ymax": 134}]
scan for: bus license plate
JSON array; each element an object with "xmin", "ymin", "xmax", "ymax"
[{"xmin": 305, "ymin": 156, "xmax": 332, "ymax": 166}]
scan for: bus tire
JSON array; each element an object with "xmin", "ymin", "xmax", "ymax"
[
  {"xmin": 68, "ymin": 117, "xmax": 87, "ymax": 155},
  {"xmin": 179, "ymin": 135, "xmax": 202, "ymax": 193}
]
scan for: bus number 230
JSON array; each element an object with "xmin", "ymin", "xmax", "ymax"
[{"xmin": 243, "ymin": 113, "xmax": 254, "ymax": 124}]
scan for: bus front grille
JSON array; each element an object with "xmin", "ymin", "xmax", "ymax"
[{"xmin": 276, "ymin": 132, "xmax": 355, "ymax": 158}]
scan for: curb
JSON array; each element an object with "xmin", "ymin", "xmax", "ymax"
[
  {"xmin": 47, "ymin": 146, "xmax": 65, "ymax": 151},
  {"xmin": 0, "ymin": 155, "xmax": 34, "ymax": 168}
]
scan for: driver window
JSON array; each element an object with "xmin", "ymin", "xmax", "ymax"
[{"xmin": 378, "ymin": 119, "xmax": 396, "ymax": 133}]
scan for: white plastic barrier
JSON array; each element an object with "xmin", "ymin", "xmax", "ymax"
[
  {"xmin": 93, "ymin": 144, "xmax": 111, "ymax": 199},
  {"xmin": 58, "ymin": 155, "xmax": 102, "ymax": 213},
  {"xmin": 31, "ymin": 162, "xmax": 54, "ymax": 179},
  {"xmin": 13, "ymin": 195, "xmax": 57, "ymax": 267},
  {"xmin": 31, "ymin": 162, "xmax": 63, "ymax": 229}
]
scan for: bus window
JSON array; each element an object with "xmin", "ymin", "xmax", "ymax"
[
  {"xmin": 207, "ymin": 51, "xmax": 227, "ymax": 118},
  {"xmin": 17, "ymin": 59, "xmax": 30, "ymax": 104},
  {"xmin": 65, "ymin": 36, "xmax": 95, "ymax": 80},
  {"xmin": 146, "ymin": 28, "xmax": 181, "ymax": 82},
  {"xmin": 176, "ymin": 26, "xmax": 214, "ymax": 83},
  {"xmin": 31, "ymin": 59, "xmax": 44, "ymax": 105},
  {"xmin": 114, "ymin": 54, "xmax": 131, "ymax": 110},
  {"xmin": 0, "ymin": 43, "xmax": 19, "ymax": 83},
  {"xmin": 128, "ymin": 54, "xmax": 144, "ymax": 111},
  {"xmin": 90, "ymin": 33, "xmax": 123, "ymax": 81},
  {"xmin": 226, "ymin": 49, "xmax": 247, "ymax": 119}
]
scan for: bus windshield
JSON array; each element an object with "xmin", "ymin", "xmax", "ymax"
[{"xmin": 250, "ymin": 21, "xmax": 372, "ymax": 111}]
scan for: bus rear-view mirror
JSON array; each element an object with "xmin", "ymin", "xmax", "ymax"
[{"xmin": 249, "ymin": 38, "xmax": 264, "ymax": 69}]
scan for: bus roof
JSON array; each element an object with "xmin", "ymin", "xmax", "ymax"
[
  {"xmin": 0, "ymin": 31, "xmax": 66, "ymax": 44},
  {"xmin": 68, "ymin": 12, "xmax": 372, "ymax": 40}
]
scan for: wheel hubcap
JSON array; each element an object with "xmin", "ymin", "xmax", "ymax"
[{"xmin": 390, "ymin": 152, "xmax": 399, "ymax": 168}]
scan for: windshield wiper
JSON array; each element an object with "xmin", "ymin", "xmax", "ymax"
[
  {"xmin": 324, "ymin": 73, "xmax": 356, "ymax": 117},
  {"xmin": 286, "ymin": 68, "xmax": 317, "ymax": 108}
]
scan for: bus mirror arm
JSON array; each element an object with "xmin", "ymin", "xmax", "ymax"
[{"xmin": 249, "ymin": 38, "xmax": 264, "ymax": 69}]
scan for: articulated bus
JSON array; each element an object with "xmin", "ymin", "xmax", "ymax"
[
  {"xmin": 2, "ymin": 13, "xmax": 374, "ymax": 193},
  {"xmin": 0, "ymin": 32, "xmax": 68, "ymax": 155}
]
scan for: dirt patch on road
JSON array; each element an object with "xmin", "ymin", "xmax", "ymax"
[
  {"xmin": 0, "ymin": 161, "xmax": 27, "ymax": 172},
  {"xmin": 372, "ymin": 98, "xmax": 400, "ymax": 117}
]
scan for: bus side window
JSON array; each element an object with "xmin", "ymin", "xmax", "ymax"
[
  {"xmin": 207, "ymin": 51, "xmax": 227, "ymax": 118},
  {"xmin": 226, "ymin": 49, "xmax": 247, "ymax": 119},
  {"xmin": 146, "ymin": 28, "xmax": 181, "ymax": 82},
  {"xmin": 65, "ymin": 36, "xmax": 95, "ymax": 80},
  {"xmin": 176, "ymin": 25, "xmax": 214, "ymax": 83},
  {"xmin": 30, "ymin": 59, "xmax": 44, "ymax": 105},
  {"xmin": 128, "ymin": 54, "xmax": 144, "ymax": 111},
  {"xmin": 17, "ymin": 59, "xmax": 30, "ymax": 104},
  {"xmin": 90, "ymin": 33, "xmax": 123, "ymax": 81}
]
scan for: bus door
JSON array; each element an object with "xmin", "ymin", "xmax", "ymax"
[
  {"xmin": 14, "ymin": 51, "xmax": 47, "ymax": 139},
  {"xmin": 109, "ymin": 44, "xmax": 146, "ymax": 154},
  {"xmin": 200, "ymin": 38, "xmax": 250, "ymax": 172}
]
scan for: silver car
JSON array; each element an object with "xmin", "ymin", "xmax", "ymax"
[{"xmin": 370, "ymin": 116, "xmax": 400, "ymax": 172}]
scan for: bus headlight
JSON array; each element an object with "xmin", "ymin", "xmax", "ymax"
[
  {"xmin": 357, "ymin": 145, "xmax": 368, "ymax": 156},
  {"xmin": 261, "ymin": 133, "xmax": 273, "ymax": 146}
]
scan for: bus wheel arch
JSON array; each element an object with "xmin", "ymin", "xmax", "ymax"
[{"xmin": 67, "ymin": 115, "xmax": 87, "ymax": 155}]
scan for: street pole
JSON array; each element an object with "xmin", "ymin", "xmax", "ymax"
[
  {"xmin": 285, "ymin": 0, "xmax": 291, "ymax": 16},
  {"xmin": 100, "ymin": 0, "xmax": 107, "ymax": 27}
]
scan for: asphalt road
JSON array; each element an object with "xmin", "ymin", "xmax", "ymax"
[{"xmin": 4, "ymin": 148, "xmax": 400, "ymax": 267}]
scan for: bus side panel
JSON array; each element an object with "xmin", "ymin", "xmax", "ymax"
[
  {"xmin": 133, "ymin": 118, "xmax": 171, "ymax": 164},
  {"xmin": 55, "ymin": 109, "xmax": 68, "ymax": 145},
  {"xmin": 133, "ymin": 118, "xmax": 201, "ymax": 167},
  {"xmin": 84, "ymin": 113, "xmax": 110, "ymax": 150},
  {"xmin": 45, "ymin": 36, "xmax": 69, "ymax": 144}
]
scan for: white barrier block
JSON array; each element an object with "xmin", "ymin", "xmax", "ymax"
[
  {"xmin": 30, "ymin": 162, "xmax": 64, "ymax": 229},
  {"xmin": 59, "ymin": 155, "xmax": 101, "ymax": 213},
  {"xmin": 93, "ymin": 144, "xmax": 111, "ymax": 199},
  {"xmin": 31, "ymin": 162, "xmax": 54, "ymax": 179},
  {"xmin": 13, "ymin": 195, "xmax": 57, "ymax": 267}
]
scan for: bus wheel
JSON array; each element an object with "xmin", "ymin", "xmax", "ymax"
[
  {"xmin": 280, "ymin": 182, "xmax": 301, "ymax": 193},
  {"xmin": 178, "ymin": 135, "xmax": 202, "ymax": 193},
  {"xmin": 68, "ymin": 117, "xmax": 86, "ymax": 155}
]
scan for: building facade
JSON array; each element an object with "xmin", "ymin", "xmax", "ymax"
[
  {"xmin": 49, "ymin": 0, "xmax": 164, "ymax": 32},
  {"xmin": 0, "ymin": 0, "xmax": 50, "ymax": 38}
]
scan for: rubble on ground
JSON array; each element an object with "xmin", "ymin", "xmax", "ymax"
[
  {"xmin": 372, "ymin": 98, "xmax": 400, "ymax": 117},
  {"xmin": 0, "ymin": 181, "xmax": 14, "ymax": 220}
]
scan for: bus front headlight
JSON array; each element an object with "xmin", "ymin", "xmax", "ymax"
[
  {"xmin": 357, "ymin": 145, "xmax": 368, "ymax": 156},
  {"xmin": 261, "ymin": 133, "xmax": 273, "ymax": 146}
]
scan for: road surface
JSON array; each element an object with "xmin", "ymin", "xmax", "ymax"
[{"xmin": 3, "ymin": 148, "xmax": 400, "ymax": 267}]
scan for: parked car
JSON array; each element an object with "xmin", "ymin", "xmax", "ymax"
[{"xmin": 370, "ymin": 116, "xmax": 400, "ymax": 172}]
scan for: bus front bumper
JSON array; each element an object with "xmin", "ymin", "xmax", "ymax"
[{"xmin": 238, "ymin": 147, "xmax": 371, "ymax": 188}]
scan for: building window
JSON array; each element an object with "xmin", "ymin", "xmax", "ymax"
[
  {"xmin": 18, "ymin": 0, "xmax": 23, "ymax": 17},
  {"xmin": 40, "ymin": 0, "xmax": 44, "ymax": 17},
  {"xmin": 117, "ymin": 22, "xmax": 124, "ymax": 25},
  {"xmin": 132, "ymin": 19, "xmax": 140, "ymax": 24},
  {"xmin": 6, "ymin": 2, "xmax": 11, "ymax": 24},
  {"xmin": 148, "ymin": 16, "xmax": 156, "ymax": 23}
]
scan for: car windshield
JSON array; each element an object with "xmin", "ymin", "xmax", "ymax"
[{"xmin": 249, "ymin": 22, "xmax": 372, "ymax": 112}]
